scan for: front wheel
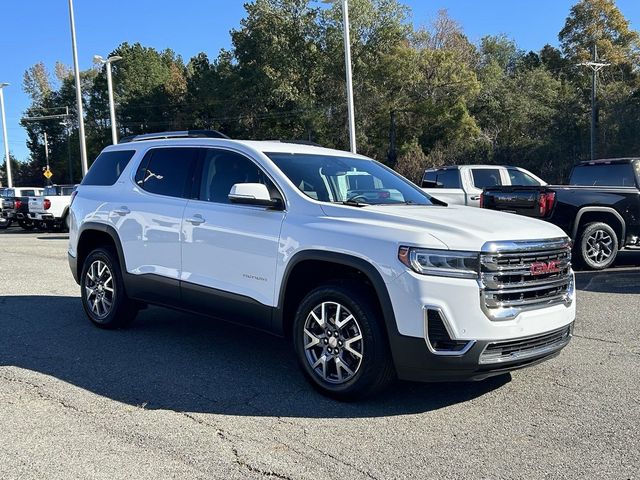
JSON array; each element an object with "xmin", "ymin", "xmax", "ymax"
[
  {"xmin": 80, "ymin": 247, "xmax": 139, "ymax": 329},
  {"xmin": 0, "ymin": 218, "xmax": 10, "ymax": 230},
  {"xmin": 578, "ymin": 222, "xmax": 619, "ymax": 270},
  {"xmin": 293, "ymin": 282, "xmax": 395, "ymax": 400}
]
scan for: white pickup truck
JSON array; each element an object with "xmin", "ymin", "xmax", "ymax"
[
  {"xmin": 29, "ymin": 184, "xmax": 76, "ymax": 231},
  {"xmin": 421, "ymin": 165, "xmax": 546, "ymax": 207}
]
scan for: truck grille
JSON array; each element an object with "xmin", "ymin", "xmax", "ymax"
[
  {"xmin": 480, "ymin": 238, "xmax": 574, "ymax": 321},
  {"xmin": 479, "ymin": 324, "xmax": 572, "ymax": 364}
]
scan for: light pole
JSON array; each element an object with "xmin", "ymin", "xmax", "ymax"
[
  {"xmin": 94, "ymin": 55, "xmax": 123, "ymax": 144},
  {"xmin": 324, "ymin": 0, "xmax": 357, "ymax": 153},
  {"xmin": 0, "ymin": 83, "xmax": 12, "ymax": 188},
  {"xmin": 68, "ymin": 0, "xmax": 88, "ymax": 176}
]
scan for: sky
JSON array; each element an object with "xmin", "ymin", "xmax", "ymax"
[{"xmin": 1, "ymin": 0, "xmax": 639, "ymax": 162}]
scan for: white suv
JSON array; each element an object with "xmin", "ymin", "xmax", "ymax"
[{"xmin": 68, "ymin": 131, "xmax": 576, "ymax": 399}]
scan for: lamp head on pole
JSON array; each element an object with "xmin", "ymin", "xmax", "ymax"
[
  {"xmin": 0, "ymin": 83, "xmax": 9, "ymax": 89},
  {"xmin": 94, "ymin": 55, "xmax": 123, "ymax": 65}
]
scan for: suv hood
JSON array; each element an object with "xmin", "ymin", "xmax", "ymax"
[{"xmin": 321, "ymin": 203, "xmax": 567, "ymax": 251}]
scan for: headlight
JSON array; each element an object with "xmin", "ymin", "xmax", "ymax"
[{"xmin": 398, "ymin": 247, "xmax": 479, "ymax": 279}]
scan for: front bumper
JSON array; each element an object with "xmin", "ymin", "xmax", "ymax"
[
  {"xmin": 384, "ymin": 268, "xmax": 576, "ymax": 382},
  {"xmin": 391, "ymin": 322, "xmax": 573, "ymax": 382}
]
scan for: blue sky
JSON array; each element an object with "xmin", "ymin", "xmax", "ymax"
[{"xmin": 1, "ymin": 0, "xmax": 639, "ymax": 162}]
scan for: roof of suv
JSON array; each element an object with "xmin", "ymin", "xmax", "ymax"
[{"xmin": 108, "ymin": 137, "xmax": 366, "ymax": 159}]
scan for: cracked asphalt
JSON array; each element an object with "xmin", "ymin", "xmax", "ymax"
[{"xmin": 1, "ymin": 229, "xmax": 639, "ymax": 479}]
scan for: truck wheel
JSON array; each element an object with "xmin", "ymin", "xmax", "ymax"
[
  {"xmin": 80, "ymin": 246, "xmax": 138, "ymax": 329},
  {"xmin": 0, "ymin": 218, "xmax": 9, "ymax": 230},
  {"xmin": 293, "ymin": 282, "xmax": 395, "ymax": 400},
  {"xmin": 18, "ymin": 220, "xmax": 35, "ymax": 231},
  {"xmin": 578, "ymin": 222, "xmax": 618, "ymax": 270}
]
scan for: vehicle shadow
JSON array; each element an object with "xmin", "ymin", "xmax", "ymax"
[
  {"xmin": 575, "ymin": 250, "xmax": 640, "ymax": 294},
  {"xmin": 0, "ymin": 295, "xmax": 510, "ymax": 418}
]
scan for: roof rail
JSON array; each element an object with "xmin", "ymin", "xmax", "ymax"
[
  {"xmin": 278, "ymin": 139, "xmax": 322, "ymax": 147},
  {"xmin": 119, "ymin": 129, "xmax": 230, "ymax": 143}
]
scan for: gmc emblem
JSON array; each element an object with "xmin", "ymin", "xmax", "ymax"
[{"xmin": 530, "ymin": 260, "xmax": 561, "ymax": 276}]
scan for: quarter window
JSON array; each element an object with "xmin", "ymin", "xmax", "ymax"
[
  {"xmin": 82, "ymin": 150, "xmax": 136, "ymax": 186},
  {"xmin": 136, "ymin": 148, "xmax": 199, "ymax": 198}
]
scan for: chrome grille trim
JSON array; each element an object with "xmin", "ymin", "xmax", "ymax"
[
  {"xmin": 479, "ymin": 238, "xmax": 574, "ymax": 321},
  {"xmin": 479, "ymin": 324, "xmax": 573, "ymax": 364}
]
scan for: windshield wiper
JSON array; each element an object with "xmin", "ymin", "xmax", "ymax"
[{"xmin": 340, "ymin": 200, "xmax": 369, "ymax": 207}]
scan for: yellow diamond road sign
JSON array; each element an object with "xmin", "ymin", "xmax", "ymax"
[{"xmin": 43, "ymin": 168, "xmax": 53, "ymax": 179}]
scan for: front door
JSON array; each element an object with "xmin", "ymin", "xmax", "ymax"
[{"xmin": 181, "ymin": 148, "xmax": 285, "ymax": 330}]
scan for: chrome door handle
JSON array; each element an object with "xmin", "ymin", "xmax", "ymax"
[
  {"xmin": 113, "ymin": 207, "xmax": 130, "ymax": 216},
  {"xmin": 470, "ymin": 196, "xmax": 480, "ymax": 201},
  {"xmin": 186, "ymin": 214, "xmax": 205, "ymax": 225}
]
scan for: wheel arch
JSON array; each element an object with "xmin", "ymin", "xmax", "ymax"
[
  {"xmin": 572, "ymin": 207, "xmax": 626, "ymax": 245},
  {"xmin": 274, "ymin": 250, "xmax": 400, "ymax": 342},
  {"xmin": 76, "ymin": 222, "xmax": 127, "ymax": 282}
]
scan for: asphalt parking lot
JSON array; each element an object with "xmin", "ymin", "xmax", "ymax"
[{"xmin": 1, "ymin": 229, "xmax": 639, "ymax": 480}]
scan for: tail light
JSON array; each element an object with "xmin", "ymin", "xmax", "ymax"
[
  {"xmin": 479, "ymin": 192, "xmax": 484, "ymax": 208},
  {"xmin": 538, "ymin": 191, "xmax": 556, "ymax": 217},
  {"xmin": 43, "ymin": 198, "xmax": 51, "ymax": 210},
  {"xmin": 15, "ymin": 200, "xmax": 22, "ymax": 210}
]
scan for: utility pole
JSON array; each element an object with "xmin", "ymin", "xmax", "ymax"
[
  {"xmin": 0, "ymin": 83, "xmax": 13, "ymax": 188},
  {"xmin": 323, "ymin": 0, "xmax": 357, "ymax": 153},
  {"xmin": 578, "ymin": 44, "xmax": 610, "ymax": 160},
  {"xmin": 68, "ymin": 0, "xmax": 88, "ymax": 176},
  {"xmin": 387, "ymin": 110, "xmax": 397, "ymax": 168},
  {"xmin": 94, "ymin": 55, "xmax": 123, "ymax": 144},
  {"xmin": 43, "ymin": 132, "xmax": 51, "ymax": 186}
]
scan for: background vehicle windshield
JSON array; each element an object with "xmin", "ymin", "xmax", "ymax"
[{"xmin": 267, "ymin": 153, "xmax": 433, "ymax": 205}]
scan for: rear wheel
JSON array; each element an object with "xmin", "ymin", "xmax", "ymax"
[
  {"xmin": 80, "ymin": 247, "xmax": 138, "ymax": 329},
  {"xmin": 578, "ymin": 222, "xmax": 619, "ymax": 270},
  {"xmin": 293, "ymin": 282, "xmax": 395, "ymax": 400}
]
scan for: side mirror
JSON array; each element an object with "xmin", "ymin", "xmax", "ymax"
[{"xmin": 228, "ymin": 183, "xmax": 282, "ymax": 209}]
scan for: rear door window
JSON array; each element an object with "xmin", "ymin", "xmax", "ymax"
[
  {"xmin": 570, "ymin": 164, "xmax": 637, "ymax": 187},
  {"xmin": 136, "ymin": 148, "xmax": 199, "ymax": 198},
  {"xmin": 82, "ymin": 150, "xmax": 136, "ymax": 186},
  {"xmin": 471, "ymin": 169, "xmax": 502, "ymax": 189}
]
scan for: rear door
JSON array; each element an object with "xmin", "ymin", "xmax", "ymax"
[
  {"xmin": 112, "ymin": 147, "xmax": 199, "ymax": 304},
  {"xmin": 180, "ymin": 147, "xmax": 285, "ymax": 330}
]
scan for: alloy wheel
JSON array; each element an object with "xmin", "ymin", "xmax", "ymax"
[
  {"xmin": 85, "ymin": 260, "xmax": 115, "ymax": 319},
  {"xmin": 585, "ymin": 229, "xmax": 613, "ymax": 265},
  {"xmin": 303, "ymin": 301, "xmax": 364, "ymax": 384}
]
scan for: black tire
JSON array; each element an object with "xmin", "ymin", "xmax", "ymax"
[
  {"xmin": 293, "ymin": 282, "xmax": 395, "ymax": 400},
  {"xmin": 577, "ymin": 222, "xmax": 619, "ymax": 270},
  {"xmin": 18, "ymin": 220, "xmax": 35, "ymax": 231},
  {"xmin": 80, "ymin": 246, "xmax": 138, "ymax": 329},
  {"xmin": 0, "ymin": 218, "xmax": 9, "ymax": 230}
]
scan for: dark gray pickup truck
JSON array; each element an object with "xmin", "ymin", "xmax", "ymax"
[{"xmin": 481, "ymin": 158, "xmax": 640, "ymax": 270}]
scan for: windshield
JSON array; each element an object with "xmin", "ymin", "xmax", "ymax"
[{"xmin": 267, "ymin": 153, "xmax": 433, "ymax": 205}]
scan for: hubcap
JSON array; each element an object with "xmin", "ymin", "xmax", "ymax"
[
  {"xmin": 586, "ymin": 230, "xmax": 613, "ymax": 264},
  {"xmin": 85, "ymin": 260, "xmax": 115, "ymax": 319},
  {"xmin": 303, "ymin": 301, "xmax": 363, "ymax": 385}
]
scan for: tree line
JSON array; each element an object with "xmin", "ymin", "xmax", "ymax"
[{"xmin": 2, "ymin": 0, "xmax": 639, "ymax": 187}]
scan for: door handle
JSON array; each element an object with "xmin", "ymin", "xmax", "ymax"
[
  {"xmin": 113, "ymin": 206, "xmax": 130, "ymax": 216},
  {"xmin": 186, "ymin": 214, "xmax": 205, "ymax": 225},
  {"xmin": 470, "ymin": 196, "xmax": 480, "ymax": 201}
]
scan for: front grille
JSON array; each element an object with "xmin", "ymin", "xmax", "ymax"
[
  {"xmin": 479, "ymin": 325, "xmax": 572, "ymax": 364},
  {"xmin": 480, "ymin": 238, "xmax": 573, "ymax": 320}
]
